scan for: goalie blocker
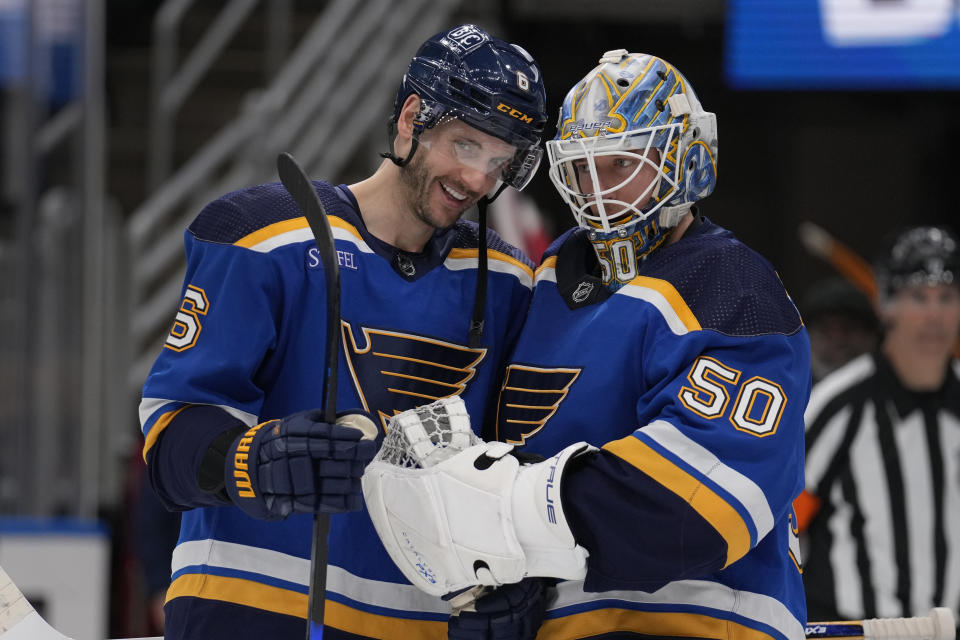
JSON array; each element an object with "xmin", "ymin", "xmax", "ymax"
[{"xmin": 363, "ymin": 432, "xmax": 593, "ymax": 596}]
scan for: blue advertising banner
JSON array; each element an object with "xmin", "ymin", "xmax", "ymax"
[
  {"xmin": 726, "ymin": 0, "xmax": 960, "ymax": 89},
  {"xmin": 0, "ymin": 1, "xmax": 27, "ymax": 86}
]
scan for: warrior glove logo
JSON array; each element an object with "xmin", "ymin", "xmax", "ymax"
[{"xmin": 233, "ymin": 422, "xmax": 269, "ymax": 497}]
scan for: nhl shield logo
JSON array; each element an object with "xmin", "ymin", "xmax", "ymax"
[{"xmin": 572, "ymin": 281, "xmax": 594, "ymax": 303}]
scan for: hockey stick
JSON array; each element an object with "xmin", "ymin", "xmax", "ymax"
[
  {"xmin": 0, "ymin": 565, "xmax": 160, "ymax": 640},
  {"xmin": 276, "ymin": 152, "xmax": 341, "ymax": 640},
  {"xmin": 805, "ymin": 608, "xmax": 955, "ymax": 640},
  {"xmin": 797, "ymin": 221, "xmax": 877, "ymax": 303}
]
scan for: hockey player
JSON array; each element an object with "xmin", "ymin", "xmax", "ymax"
[
  {"xmin": 365, "ymin": 50, "xmax": 811, "ymax": 639},
  {"xmin": 139, "ymin": 25, "xmax": 548, "ymax": 640}
]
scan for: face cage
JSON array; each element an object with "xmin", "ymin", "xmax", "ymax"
[
  {"xmin": 546, "ymin": 124, "xmax": 683, "ymax": 234},
  {"xmin": 417, "ymin": 104, "xmax": 544, "ymax": 191}
]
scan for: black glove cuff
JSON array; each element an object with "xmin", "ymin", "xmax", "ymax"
[{"xmin": 198, "ymin": 424, "xmax": 248, "ymax": 501}]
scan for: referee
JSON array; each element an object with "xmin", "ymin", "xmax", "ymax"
[{"xmin": 797, "ymin": 225, "xmax": 960, "ymax": 624}]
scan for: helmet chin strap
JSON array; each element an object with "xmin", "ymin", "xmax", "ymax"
[{"xmin": 380, "ymin": 118, "xmax": 421, "ymax": 167}]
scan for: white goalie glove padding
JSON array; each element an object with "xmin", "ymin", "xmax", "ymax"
[{"xmin": 363, "ymin": 439, "xmax": 595, "ymax": 597}]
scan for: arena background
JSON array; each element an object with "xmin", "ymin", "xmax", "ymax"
[{"xmin": 0, "ymin": 1, "xmax": 957, "ymax": 637}]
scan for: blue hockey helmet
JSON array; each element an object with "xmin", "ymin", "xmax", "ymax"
[
  {"xmin": 546, "ymin": 50, "xmax": 718, "ymax": 280},
  {"xmin": 390, "ymin": 24, "xmax": 548, "ymax": 191}
]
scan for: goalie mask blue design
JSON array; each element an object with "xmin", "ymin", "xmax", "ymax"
[{"xmin": 546, "ymin": 50, "xmax": 718, "ymax": 290}]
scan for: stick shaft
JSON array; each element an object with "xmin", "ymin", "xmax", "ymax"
[{"xmin": 276, "ymin": 153, "xmax": 341, "ymax": 640}]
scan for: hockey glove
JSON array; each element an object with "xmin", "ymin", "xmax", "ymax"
[
  {"xmin": 225, "ymin": 409, "xmax": 378, "ymax": 520},
  {"xmin": 363, "ymin": 438, "xmax": 595, "ymax": 596},
  {"xmin": 447, "ymin": 579, "xmax": 550, "ymax": 640}
]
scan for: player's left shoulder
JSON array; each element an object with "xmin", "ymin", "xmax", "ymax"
[
  {"xmin": 639, "ymin": 219, "xmax": 803, "ymax": 337},
  {"xmin": 448, "ymin": 219, "xmax": 535, "ymax": 287}
]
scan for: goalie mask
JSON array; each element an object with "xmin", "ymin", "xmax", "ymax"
[
  {"xmin": 546, "ymin": 50, "xmax": 718, "ymax": 289},
  {"xmin": 388, "ymin": 24, "xmax": 548, "ymax": 193}
]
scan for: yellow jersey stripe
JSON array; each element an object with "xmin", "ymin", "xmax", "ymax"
[
  {"xmin": 604, "ymin": 435, "xmax": 751, "ymax": 567},
  {"xmin": 142, "ymin": 405, "xmax": 190, "ymax": 461},
  {"xmin": 232, "ymin": 215, "xmax": 363, "ymax": 249},
  {"xmin": 325, "ymin": 600, "xmax": 446, "ymax": 639},
  {"xmin": 538, "ymin": 608, "xmax": 778, "ymax": 640},
  {"xmin": 447, "ymin": 247, "xmax": 535, "ymax": 279},
  {"xmin": 234, "ymin": 218, "xmax": 309, "ymax": 248},
  {"xmin": 166, "ymin": 574, "xmax": 449, "ymax": 638},
  {"xmin": 535, "ymin": 255, "xmax": 557, "ymax": 277},
  {"xmin": 166, "ymin": 573, "xmax": 307, "ymax": 619},
  {"xmin": 328, "ymin": 215, "xmax": 362, "ymax": 240},
  {"xmin": 622, "ymin": 275, "xmax": 702, "ymax": 332}
]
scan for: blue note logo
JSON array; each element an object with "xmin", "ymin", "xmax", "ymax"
[{"xmin": 341, "ymin": 322, "xmax": 488, "ymax": 431}]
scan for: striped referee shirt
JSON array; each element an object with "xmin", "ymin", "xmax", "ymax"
[{"xmin": 802, "ymin": 349, "xmax": 960, "ymax": 623}]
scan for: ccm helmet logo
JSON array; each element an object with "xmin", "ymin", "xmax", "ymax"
[{"xmin": 497, "ymin": 102, "xmax": 533, "ymax": 124}]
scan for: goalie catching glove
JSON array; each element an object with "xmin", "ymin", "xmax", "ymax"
[
  {"xmin": 363, "ymin": 409, "xmax": 594, "ymax": 596},
  {"xmin": 224, "ymin": 409, "xmax": 379, "ymax": 520}
]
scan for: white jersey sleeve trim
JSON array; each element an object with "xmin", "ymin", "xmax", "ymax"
[
  {"xmin": 641, "ymin": 420, "xmax": 775, "ymax": 540},
  {"xmin": 138, "ymin": 397, "xmax": 258, "ymax": 429}
]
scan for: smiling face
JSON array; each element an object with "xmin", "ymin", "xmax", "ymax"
[{"xmin": 398, "ymin": 117, "xmax": 517, "ymax": 231}]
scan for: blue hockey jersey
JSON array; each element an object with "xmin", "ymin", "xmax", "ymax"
[
  {"xmin": 139, "ymin": 181, "xmax": 534, "ymax": 639},
  {"xmin": 495, "ymin": 218, "xmax": 810, "ymax": 640}
]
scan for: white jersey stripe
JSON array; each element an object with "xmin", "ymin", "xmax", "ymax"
[
  {"xmin": 804, "ymin": 354, "xmax": 874, "ymax": 423},
  {"xmin": 172, "ymin": 539, "xmax": 308, "ymax": 586},
  {"xmin": 242, "ymin": 225, "xmax": 375, "ymax": 254},
  {"xmin": 616, "ymin": 283, "xmax": 693, "ymax": 336},
  {"xmin": 805, "ymin": 405, "xmax": 854, "ymax": 490},
  {"xmin": 535, "ymin": 264, "xmax": 557, "ymax": 285},
  {"xmin": 895, "ymin": 409, "xmax": 935, "ymax": 615},
  {"xmin": 854, "ymin": 403, "xmax": 901, "ymax": 617},
  {"xmin": 443, "ymin": 255, "xmax": 534, "ymax": 290},
  {"xmin": 828, "ymin": 481, "xmax": 864, "ymax": 616},
  {"xmin": 326, "ymin": 565, "xmax": 451, "ymax": 615},
  {"xmin": 941, "ymin": 412, "xmax": 960, "ymax": 613},
  {"xmin": 138, "ymin": 397, "xmax": 258, "ymax": 429},
  {"xmin": 171, "ymin": 539, "xmax": 451, "ymax": 614},
  {"xmin": 641, "ymin": 420, "xmax": 775, "ymax": 539}
]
